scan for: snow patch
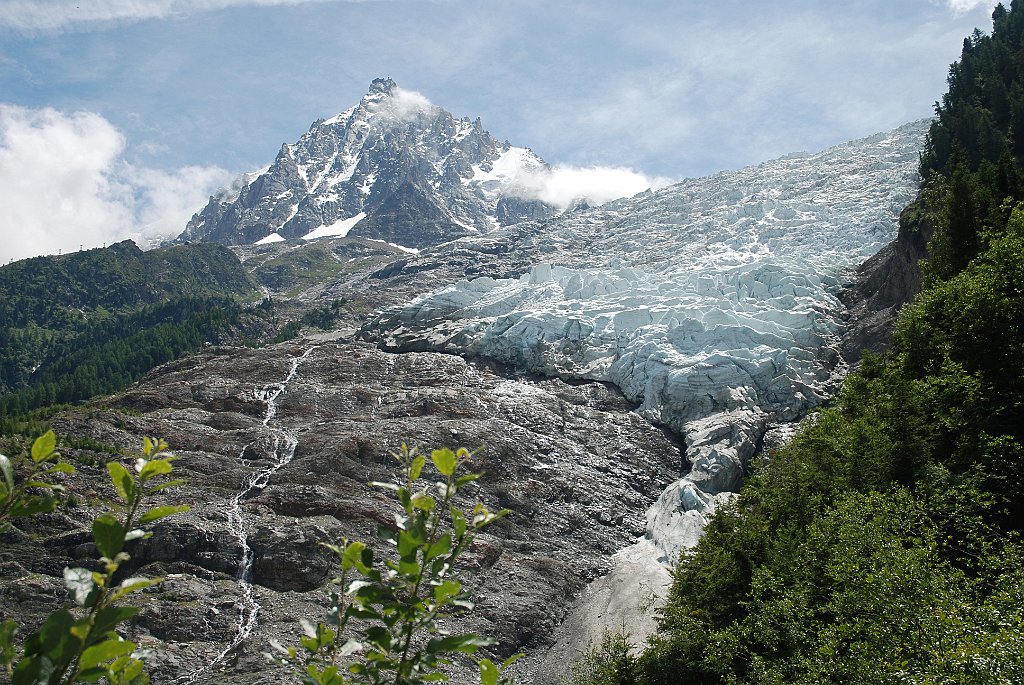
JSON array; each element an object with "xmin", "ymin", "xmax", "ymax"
[
  {"xmin": 255, "ymin": 232, "xmax": 286, "ymax": 245},
  {"xmin": 302, "ymin": 212, "xmax": 367, "ymax": 241}
]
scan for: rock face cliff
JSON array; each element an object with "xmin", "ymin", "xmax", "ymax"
[
  {"xmin": 178, "ymin": 78, "xmax": 555, "ymax": 249},
  {"xmin": 839, "ymin": 201, "xmax": 934, "ymax": 361}
]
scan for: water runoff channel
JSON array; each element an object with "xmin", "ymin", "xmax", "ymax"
[{"xmin": 176, "ymin": 346, "xmax": 318, "ymax": 685}]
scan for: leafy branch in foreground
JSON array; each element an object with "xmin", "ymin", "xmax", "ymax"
[
  {"xmin": 0, "ymin": 433, "xmax": 188, "ymax": 684},
  {"xmin": 0, "ymin": 429, "xmax": 74, "ymax": 527},
  {"xmin": 270, "ymin": 445, "xmax": 520, "ymax": 685}
]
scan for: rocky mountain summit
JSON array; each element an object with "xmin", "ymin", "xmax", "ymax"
[{"xmin": 178, "ymin": 78, "xmax": 556, "ymax": 249}]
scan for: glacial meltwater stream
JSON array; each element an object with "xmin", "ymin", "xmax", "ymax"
[{"xmin": 176, "ymin": 346, "xmax": 317, "ymax": 684}]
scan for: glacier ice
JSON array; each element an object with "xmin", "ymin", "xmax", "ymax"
[
  {"xmin": 361, "ymin": 120, "xmax": 927, "ymax": 661},
  {"xmin": 361, "ymin": 120, "xmax": 929, "ymax": 659}
]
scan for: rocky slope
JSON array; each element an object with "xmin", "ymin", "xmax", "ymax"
[
  {"xmin": 838, "ymin": 200, "xmax": 934, "ymax": 361},
  {"xmin": 178, "ymin": 78, "xmax": 555, "ymax": 249},
  {"xmin": 1, "ymin": 340, "xmax": 679, "ymax": 683}
]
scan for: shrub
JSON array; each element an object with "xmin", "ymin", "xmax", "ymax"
[
  {"xmin": 270, "ymin": 444, "xmax": 520, "ymax": 685},
  {"xmin": 0, "ymin": 433, "xmax": 187, "ymax": 685}
]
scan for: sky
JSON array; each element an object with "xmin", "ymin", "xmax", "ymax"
[{"xmin": 0, "ymin": 0, "xmax": 1002, "ymax": 263}]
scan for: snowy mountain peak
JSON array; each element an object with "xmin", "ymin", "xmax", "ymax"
[{"xmin": 178, "ymin": 79, "xmax": 556, "ymax": 248}]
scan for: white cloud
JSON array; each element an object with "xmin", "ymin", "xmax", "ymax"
[
  {"xmin": 943, "ymin": 0, "xmax": 996, "ymax": 15},
  {"xmin": 130, "ymin": 164, "xmax": 236, "ymax": 245},
  {"xmin": 371, "ymin": 86, "xmax": 435, "ymax": 122},
  {"xmin": 514, "ymin": 165, "xmax": 674, "ymax": 210},
  {"xmin": 0, "ymin": 105, "xmax": 231, "ymax": 264},
  {"xmin": 0, "ymin": 0, "xmax": 365, "ymax": 32}
]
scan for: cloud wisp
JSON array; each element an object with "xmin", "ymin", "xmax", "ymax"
[
  {"xmin": 512, "ymin": 165, "xmax": 674, "ymax": 209},
  {"xmin": 0, "ymin": 104, "xmax": 231, "ymax": 264},
  {"xmin": 941, "ymin": 0, "xmax": 997, "ymax": 15},
  {"xmin": 1, "ymin": 0, "xmax": 368, "ymax": 32}
]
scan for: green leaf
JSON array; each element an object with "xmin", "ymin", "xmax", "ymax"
[
  {"xmin": 89, "ymin": 606, "xmax": 138, "ymax": 646},
  {"xmin": 452, "ymin": 509, "xmax": 467, "ymax": 539},
  {"xmin": 93, "ymin": 513, "xmax": 127, "ymax": 559},
  {"xmin": 107, "ymin": 462, "xmax": 136, "ymax": 504},
  {"xmin": 109, "ymin": 576, "xmax": 162, "ymax": 603},
  {"xmin": 433, "ymin": 580, "xmax": 461, "ymax": 604},
  {"xmin": 398, "ymin": 529, "xmax": 424, "ymax": 558},
  {"xmin": 341, "ymin": 541, "xmax": 370, "ymax": 573},
  {"xmin": 412, "ymin": 493, "xmax": 436, "ymax": 511},
  {"xmin": 455, "ymin": 473, "xmax": 479, "ymax": 488},
  {"xmin": 431, "ymin": 448, "xmax": 457, "ymax": 477},
  {"xmin": 479, "ymin": 658, "xmax": 498, "ymax": 685},
  {"xmin": 425, "ymin": 532, "xmax": 453, "ymax": 561},
  {"xmin": 364, "ymin": 626, "xmax": 392, "ymax": 651},
  {"xmin": 145, "ymin": 479, "xmax": 185, "ymax": 495},
  {"xmin": 0, "ymin": 618, "xmax": 18, "ymax": 667},
  {"xmin": 138, "ymin": 459, "xmax": 172, "ymax": 483},
  {"xmin": 9, "ymin": 495, "xmax": 58, "ymax": 518},
  {"xmin": 43, "ymin": 462, "xmax": 76, "ymax": 475},
  {"xmin": 501, "ymin": 653, "xmax": 525, "ymax": 669},
  {"xmin": 138, "ymin": 505, "xmax": 188, "ymax": 525},
  {"xmin": 426, "ymin": 633, "xmax": 494, "ymax": 655},
  {"xmin": 64, "ymin": 566, "xmax": 97, "ymax": 607},
  {"xmin": 410, "ymin": 454, "xmax": 426, "ymax": 481},
  {"xmin": 31, "ymin": 430, "xmax": 56, "ymax": 463},
  {"xmin": 78, "ymin": 637, "xmax": 137, "ymax": 669},
  {"xmin": 15, "ymin": 609, "xmax": 77, "ymax": 684}
]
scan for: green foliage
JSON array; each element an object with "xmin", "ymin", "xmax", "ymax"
[
  {"xmin": 913, "ymin": 4, "xmax": 1024, "ymax": 281},
  {"xmin": 634, "ymin": 8, "xmax": 1024, "ymax": 681},
  {"xmin": 0, "ymin": 433, "xmax": 187, "ymax": 684},
  {"xmin": 270, "ymin": 445, "xmax": 520, "ymax": 685},
  {"xmin": 0, "ymin": 429, "xmax": 73, "ymax": 527},
  {"xmin": 568, "ymin": 632, "xmax": 639, "ymax": 685},
  {"xmin": 269, "ymin": 320, "xmax": 304, "ymax": 345},
  {"xmin": 0, "ymin": 241, "xmax": 261, "ymax": 436},
  {"xmin": 0, "ymin": 296, "xmax": 244, "ymax": 430},
  {"xmin": 301, "ymin": 300, "xmax": 347, "ymax": 331},
  {"xmin": 0, "ymin": 241, "xmax": 254, "ymax": 331}
]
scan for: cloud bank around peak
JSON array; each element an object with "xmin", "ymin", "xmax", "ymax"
[
  {"xmin": 372, "ymin": 86, "xmax": 436, "ymax": 122},
  {"xmin": 0, "ymin": 104, "xmax": 232, "ymax": 264},
  {"xmin": 512, "ymin": 165, "xmax": 675, "ymax": 210}
]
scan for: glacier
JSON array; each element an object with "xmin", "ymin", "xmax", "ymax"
[{"xmin": 363, "ymin": 120, "xmax": 928, "ymax": 657}]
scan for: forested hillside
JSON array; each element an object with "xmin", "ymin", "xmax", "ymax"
[
  {"xmin": 0, "ymin": 241, "xmax": 259, "ymax": 433},
  {"xmin": 576, "ymin": 4, "xmax": 1024, "ymax": 683}
]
